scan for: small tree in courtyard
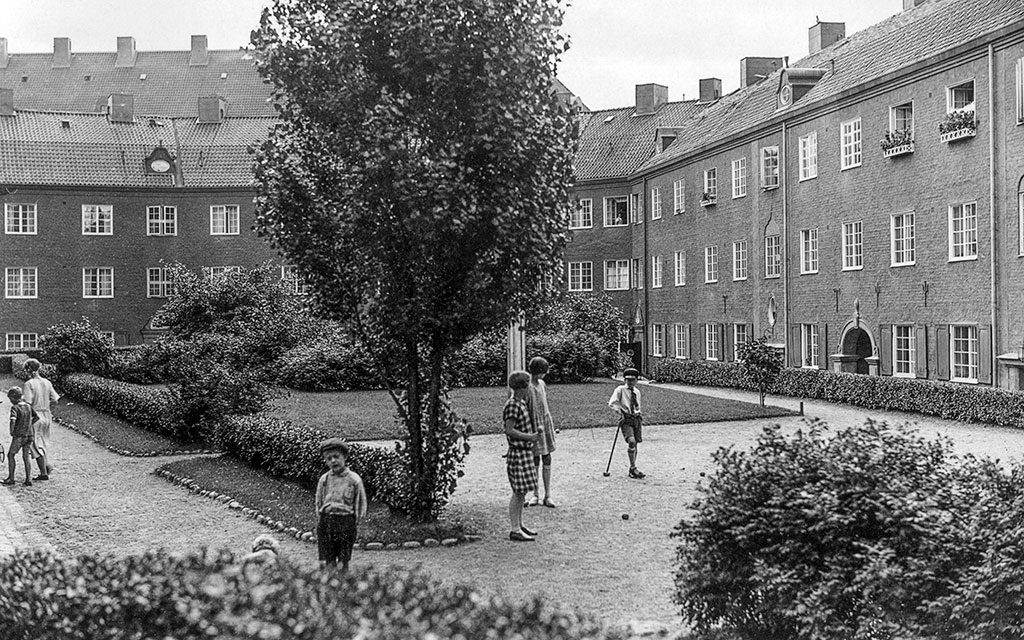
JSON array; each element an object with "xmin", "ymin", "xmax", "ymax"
[
  {"xmin": 736, "ymin": 336, "xmax": 784, "ymax": 407},
  {"xmin": 251, "ymin": 0, "xmax": 577, "ymax": 520}
]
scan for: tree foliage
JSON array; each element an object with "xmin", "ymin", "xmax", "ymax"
[
  {"xmin": 736, "ymin": 336, "xmax": 784, "ymax": 407},
  {"xmin": 251, "ymin": 0, "xmax": 577, "ymax": 519}
]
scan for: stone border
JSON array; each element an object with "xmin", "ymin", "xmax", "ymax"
[
  {"xmin": 55, "ymin": 416, "xmax": 218, "ymax": 458},
  {"xmin": 153, "ymin": 467, "xmax": 481, "ymax": 550}
]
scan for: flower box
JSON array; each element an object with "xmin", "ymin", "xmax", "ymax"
[
  {"xmin": 939, "ymin": 127, "xmax": 976, "ymax": 143},
  {"xmin": 882, "ymin": 142, "xmax": 914, "ymax": 158},
  {"xmin": 700, "ymin": 193, "xmax": 717, "ymax": 207},
  {"xmin": 938, "ymin": 110, "xmax": 977, "ymax": 144}
]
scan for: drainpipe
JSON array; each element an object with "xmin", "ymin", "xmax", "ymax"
[
  {"xmin": 781, "ymin": 121, "xmax": 790, "ymax": 366},
  {"xmin": 988, "ymin": 43, "xmax": 997, "ymax": 387}
]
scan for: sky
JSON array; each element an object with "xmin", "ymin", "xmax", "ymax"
[{"xmin": 6, "ymin": 0, "xmax": 902, "ymax": 111}]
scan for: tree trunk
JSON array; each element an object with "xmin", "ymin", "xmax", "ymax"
[{"xmin": 405, "ymin": 336, "xmax": 424, "ymax": 481}]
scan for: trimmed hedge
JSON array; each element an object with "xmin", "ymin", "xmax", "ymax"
[
  {"xmin": 652, "ymin": 358, "xmax": 1024, "ymax": 429},
  {"xmin": 60, "ymin": 374, "xmax": 198, "ymax": 442},
  {"xmin": 0, "ymin": 549, "xmax": 619, "ymax": 640},
  {"xmin": 8, "ymin": 353, "xmax": 57, "ymax": 381}
]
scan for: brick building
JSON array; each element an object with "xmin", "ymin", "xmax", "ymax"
[{"xmin": 567, "ymin": 0, "xmax": 1024, "ymax": 390}]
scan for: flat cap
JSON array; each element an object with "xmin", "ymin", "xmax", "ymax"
[
  {"xmin": 623, "ymin": 368, "xmax": 640, "ymax": 379},
  {"xmin": 320, "ymin": 437, "xmax": 350, "ymax": 456}
]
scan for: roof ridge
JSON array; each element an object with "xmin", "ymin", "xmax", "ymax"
[{"xmin": 7, "ymin": 48, "xmax": 250, "ymax": 56}]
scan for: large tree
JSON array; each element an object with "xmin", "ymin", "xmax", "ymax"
[{"xmin": 251, "ymin": 0, "xmax": 577, "ymax": 519}]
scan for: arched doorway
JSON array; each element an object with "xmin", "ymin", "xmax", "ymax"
[{"xmin": 841, "ymin": 327, "xmax": 874, "ymax": 374}]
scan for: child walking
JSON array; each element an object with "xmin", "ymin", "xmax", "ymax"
[
  {"xmin": 315, "ymin": 438, "xmax": 366, "ymax": 572},
  {"xmin": 526, "ymin": 357, "xmax": 557, "ymax": 508},
  {"xmin": 504, "ymin": 370, "xmax": 541, "ymax": 541},
  {"xmin": 4, "ymin": 387, "xmax": 39, "ymax": 486},
  {"xmin": 22, "ymin": 358, "xmax": 59, "ymax": 479},
  {"xmin": 608, "ymin": 368, "xmax": 646, "ymax": 479}
]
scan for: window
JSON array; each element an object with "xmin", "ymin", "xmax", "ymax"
[
  {"xmin": 82, "ymin": 204, "xmax": 113, "ymax": 235},
  {"xmin": 673, "ymin": 323, "xmax": 688, "ymax": 358},
  {"xmin": 604, "ymin": 260, "xmax": 629, "ymax": 290},
  {"xmin": 4, "ymin": 203, "xmax": 37, "ymax": 235},
  {"xmin": 947, "ymin": 80, "xmax": 975, "ymax": 114},
  {"xmin": 628, "ymin": 193, "xmax": 640, "ymax": 224},
  {"xmin": 651, "ymin": 323, "xmax": 665, "ymax": 357},
  {"xmin": 703, "ymin": 168, "xmax": 717, "ymax": 200},
  {"xmin": 891, "ymin": 212, "xmax": 916, "ymax": 266},
  {"xmin": 674, "ymin": 250, "xmax": 686, "ymax": 286},
  {"xmin": 761, "ymin": 146, "xmax": 779, "ymax": 189},
  {"xmin": 651, "ymin": 256, "xmax": 663, "ymax": 288},
  {"xmin": 732, "ymin": 241, "xmax": 748, "ymax": 280},
  {"xmin": 734, "ymin": 324, "xmax": 749, "ymax": 361},
  {"xmin": 5, "ymin": 333, "xmax": 37, "ymax": 350},
  {"xmin": 893, "ymin": 325, "xmax": 916, "ymax": 378},
  {"xmin": 206, "ymin": 266, "xmax": 242, "ymax": 282},
  {"xmin": 705, "ymin": 324, "xmax": 720, "ymax": 361},
  {"xmin": 147, "ymin": 267, "xmax": 174, "ymax": 298},
  {"xmin": 704, "ymin": 246, "xmax": 719, "ymax": 283},
  {"xmin": 1019, "ymin": 189, "xmax": 1024, "ymax": 256},
  {"xmin": 765, "ymin": 235, "xmax": 782, "ymax": 278},
  {"xmin": 841, "ymin": 118, "xmax": 862, "ymax": 170},
  {"xmin": 1016, "ymin": 58, "xmax": 1024, "ymax": 124},
  {"xmin": 673, "ymin": 179, "xmax": 685, "ymax": 213},
  {"xmin": 99, "ymin": 331, "xmax": 116, "ymax": 346},
  {"xmin": 570, "ymin": 199, "xmax": 592, "ymax": 229},
  {"xmin": 951, "ymin": 325, "xmax": 979, "ymax": 382},
  {"xmin": 631, "ymin": 257, "xmax": 643, "ymax": 290},
  {"xmin": 82, "ymin": 267, "xmax": 113, "ymax": 298},
  {"xmin": 799, "ymin": 132, "xmax": 817, "ymax": 181},
  {"xmin": 568, "ymin": 262, "xmax": 593, "ymax": 292},
  {"xmin": 949, "ymin": 202, "xmax": 978, "ymax": 261},
  {"xmin": 147, "ymin": 206, "xmax": 177, "ymax": 236},
  {"xmin": 5, "ymin": 267, "xmax": 37, "ymax": 299},
  {"xmin": 603, "ymin": 197, "xmax": 627, "ymax": 227},
  {"xmin": 842, "ymin": 221, "xmax": 863, "ymax": 271},
  {"xmin": 210, "ymin": 205, "xmax": 240, "ymax": 235},
  {"xmin": 732, "ymin": 157, "xmax": 747, "ymax": 198},
  {"xmin": 801, "ymin": 324, "xmax": 819, "ymax": 368},
  {"xmin": 800, "ymin": 228, "xmax": 819, "ymax": 274},
  {"xmin": 651, "ymin": 188, "xmax": 662, "ymax": 220},
  {"xmin": 890, "ymin": 102, "xmax": 914, "ymax": 135},
  {"xmin": 281, "ymin": 265, "xmax": 311, "ymax": 295}
]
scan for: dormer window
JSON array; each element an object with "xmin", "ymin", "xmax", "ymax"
[{"xmin": 777, "ymin": 68, "xmax": 827, "ymax": 110}]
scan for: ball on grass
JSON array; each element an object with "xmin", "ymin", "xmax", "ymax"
[{"xmin": 621, "ymin": 513, "xmax": 629, "ymax": 520}]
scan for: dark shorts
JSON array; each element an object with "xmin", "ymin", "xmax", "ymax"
[
  {"xmin": 317, "ymin": 513, "xmax": 357, "ymax": 567},
  {"xmin": 9, "ymin": 436, "xmax": 40, "ymax": 458},
  {"xmin": 619, "ymin": 415, "xmax": 642, "ymax": 443}
]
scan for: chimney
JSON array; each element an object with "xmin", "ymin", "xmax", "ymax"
[
  {"xmin": 52, "ymin": 37, "xmax": 71, "ymax": 69},
  {"xmin": 197, "ymin": 96, "xmax": 227, "ymax": 123},
  {"xmin": 635, "ymin": 83, "xmax": 668, "ymax": 116},
  {"xmin": 740, "ymin": 57, "xmax": 784, "ymax": 88},
  {"xmin": 115, "ymin": 36, "xmax": 137, "ymax": 68},
  {"xmin": 0, "ymin": 87, "xmax": 13, "ymax": 117},
  {"xmin": 903, "ymin": 0, "xmax": 930, "ymax": 9},
  {"xmin": 699, "ymin": 78, "xmax": 722, "ymax": 103},
  {"xmin": 809, "ymin": 22, "xmax": 845, "ymax": 55},
  {"xmin": 189, "ymin": 35, "xmax": 208, "ymax": 66},
  {"xmin": 107, "ymin": 93, "xmax": 135, "ymax": 123},
  {"xmin": 0, "ymin": 38, "xmax": 8, "ymax": 69}
]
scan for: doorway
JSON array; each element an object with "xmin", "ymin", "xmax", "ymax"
[{"xmin": 841, "ymin": 327, "xmax": 873, "ymax": 374}]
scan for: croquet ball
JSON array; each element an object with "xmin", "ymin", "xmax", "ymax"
[{"xmin": 621, "ymin": 513, "xmax": 629, "ymax": 520}]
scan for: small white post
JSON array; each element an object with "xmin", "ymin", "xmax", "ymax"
[{"xmin": 507, "ymin": 314, "xmax": 526, "ymax": 377}]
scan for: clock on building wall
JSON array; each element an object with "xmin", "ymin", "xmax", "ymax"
[
  {"xmin": 144, "ymin": 145, "xmax": 175, "ymax": 175},
  {"xmin": 779, "ymin": 83, "xmax": 793, "ymax": 107}
]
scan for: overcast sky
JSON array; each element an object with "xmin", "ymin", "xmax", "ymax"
[{"xmin": 6, "ymin": 0, "xmax": 901, "ymax": 110}]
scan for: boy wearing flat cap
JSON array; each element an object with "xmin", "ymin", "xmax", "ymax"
[
  {"xmin": 315, "ymin": 438, "xmax": 367, "ymax": 571},
  {"xmin": 608, "ymin": 368, "xmax": 646, "ymax": 479}
]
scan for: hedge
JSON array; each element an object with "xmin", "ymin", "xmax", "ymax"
[
  {"xmin": 0, "ymin": 549, "xmax": 618, "ymax": 640},
  {"xmin": 652, "ymin": 358, "xmax": 1024, "ymax": 429},
  {"xmin": 60, "ymin": 374, "xmax": 198, "ymax": 442}
]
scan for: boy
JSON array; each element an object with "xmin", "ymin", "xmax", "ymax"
[
  {"xmin": 608, "ymin": 368, "xmax": 646, "ymax": 479},
  {"xmin": 504, "ymin": 370, "xmax": 542, "ymax": 541},
  {"xmin": 4, "ymin": 387, "xmax": 38, "ymax": 487},
  {"xmin": 22, "ymin": 358, "xmax": 59, "ymax": 479},
  {"xmin": 315, "ymin": 438, "xmax": 367, "ymax": 572},
  {"xmin": 526, "ymin": 357, "xmax": 557, "ymax": 508}
]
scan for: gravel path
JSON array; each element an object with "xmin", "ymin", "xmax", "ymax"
[{"xmin": 3, "ymin": 379, "xmax": 1024, "ymax": 632}]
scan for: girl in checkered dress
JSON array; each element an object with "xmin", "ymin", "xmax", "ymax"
[{"xmin": 504, "ymin": 370, "xmax": 541, "ymax": 542}]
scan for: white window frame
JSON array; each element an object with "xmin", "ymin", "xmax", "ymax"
[
  {"xmin": 890, "ymin": 101, "xmax": 914, "ymax": 136},
  {"xmin": 82, "ymin": 267, "xmax": 114, "ymax": 299},
  {"xmin": 568, "ymin": 261, "xmax": 593, "ymax": 292},
  {"xmin": 147, "ymin": 267, "xmax": 174, "ymax": 299},
  {"xmin": 1016, "ymin": 58, "xmax": 1024, "ymax": 125},
  {"xmin": 99, "ymin": 331, "xmax": 116, "ymax": 346},
  {"xmin": 801, "ymin": 324, "xmax": 819, "ymax": 368},
  {"xmin": 704, "ymin": 245, "xmax": 719, "ymax": 283},
  {"xmin": 651, "ymin": 255, "xmax": 663, "ymax": 288},
  {"xmin": 842, "ymin": 221, "xmax": 863, "ymax": 271},
  {"xmin": 891, "ymin": 212, "xmax": 916, "ymax": 267},
  {"xmin": 947, "ymin": 80, "xmax": 976, "ymax": 114},
  {"xmin": 210, "ymin": 204, "xmax": 241, "ymax": 236},
  {"xmin": 799, "ymin": 132, "xmax": 817, "ymax": 181},
  {"xmin": 628, "ymin": 193, "xmax": 641, "ymax": 225},
  {"xmin": 800, "ymin": 228, "xmax": 819, "ymax": 275},
  {"xmin": 948, "ymin": 202, "xmax": 978, "ymax": 262},
  {"xmin": 651, "ymin": 187, "xmax": 662, "ymax": 220},
  {"xmin": 651, "ymin": 323, "xmax": 665, "ymax": 357},
  {"xmin": 570, "ymin": 199, "xmax": 593, "ymax": 229},
  {"xmin": 765, "ymin": 235, "xmax": 781, "ymax": 279},
  {"xmin": 206, "ymin": 266, "xmax": 242, "ymax": 282},
  {"xmin": 732, "ymin": 240, "xmax": 748, "ymax": 281},
  {"xmin": 840, "ymin": 118, "xmax": 862, "ymax": 170},
  {"xmin": 631, "ymin": 257, "xmax": 643, "ymax": 290},
  {"xmin": 703, "ymin": 168, "xmax": 718, "ymax": 199},
  {"xmin": 674, "ymin": 250, "xmax": 686, "ymax": 286},
  {"xmin": 5, "ymin": 267, "xmax": 38, "ymax": 299},
  {"xmin": 673, "ymin": 323, "xmax": 688, "ymax": 359},
  {"xmin": 732, "ymin": 157, "xmax": 747, "ymax": 199},
  {"xmin": 950, "ymin": 325, "xmax": 979, "ymax": 383},
  {"xmin": 733, "ymin": 324, "xmax": 748, "ymax": 361},
  {"xmin": 281, "ymin": 265, "xmax": 311, "ymax": 295},
  {"xmin": 603, "ymin": 197, "xmax": 628, "ymax": 227},
  {"xmin": 893, "ymin": 325, "xmax": 916, "ymax": 378},
  {"xmin": 1019, "ymin": 189, "xmax": 1024, "ymax": 257},
  {"xmin": 673, "ymin": 179, "xmax": 685, "ymax": 214},
  {"xmin": 5, "ymin": 333, "xmax": 38, "ymax": 351},
  {"xmin": 147, "ymin": 206, "xmax": 177, "ymax": 236},
  {"xmin": 82, "ymin": 204, "xmax": 113, "ymax": 236},
  {"xmin": 761, "ymin": 146, "xmax": 780, "ymax": 189},
  {"xmin": 705, "ymin": 324, "xmax": 720, "ymax": 361},
  {"xmin": 604, "ymin": 260, "xmax": 630, "ymax": 291},
  {"xmin": 4, "ymin": 203, "xmax": 37, "ymax": 235}
]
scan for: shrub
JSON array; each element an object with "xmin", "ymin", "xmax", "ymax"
[
  {"xmin": 275, "ymin": 336, "xmax": 383, "ymax": 391},
  {"xmin": 674, "ymin": 419, "xmax": 1024, "ymax": 639},
  {"xmin": 60, "ymin": 374, "xmax": 191, "ymax": 441},
  {"xmin": 0, "ymin": 549, "xmax": 618, "ymax": 640},
  {"xmin": 735, "ymin": 337, "xmax": 784, "ymax": 407},
  {"xmin": 9, "ymin": 353, "xmax": 57, "ymax": 382},
  {"xmin": 38, "ymin": 317, "xmax": 112, "ymax": 377}
]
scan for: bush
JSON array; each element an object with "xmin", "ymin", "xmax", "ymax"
[
  {"xmin": 0, "ymin": 549, "xmax": 618, "ymax": 640},
  {"xmin": 38, "ymin": 317, "xmax": 112, "ymax": 377},
  {"xmin": 275, "ymin": 336, "xmax": 383, "ymax": 391},
  {"xmin": 60, "ymin": 374, "xmax": 192, "ymax": 441},
  {"xmin": 652, "ymin": 358, "xmax": 1024, "ymax": 429},
  {"xmin": 673, "ymin": 419, "xmax": 1024, "ymax": 639},
  {"xmin": 8, "ymin": 353, "xmax": 57, "ymax": 382}
]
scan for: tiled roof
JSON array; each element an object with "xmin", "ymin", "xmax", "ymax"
[
  {"xmin": 0, "ymin": 110, "xmax": 273, "ymax": 188},
  {"xmin": 0, "ymin": 50, "xmax": 274, "ymax": 117},
  {"xmin": 639, "ymin": 0, "xmax": 1024, "ymax": 174},
  {"xmin": 575, "ymin": 100, "xmax": 707, "ymax": 182}
]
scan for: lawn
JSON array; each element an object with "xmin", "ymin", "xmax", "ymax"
[
  {"xmin": 56, "ymin": 401, "xmax": 203, "ymax": 454},
  {"xmin": 271, "ymin": 380, "xmax": 794, "ymax": 441}
]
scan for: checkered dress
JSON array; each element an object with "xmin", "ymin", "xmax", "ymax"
[{"xmin": 504, "ymin": 398, "xmax": 538, "ymax": 494}]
